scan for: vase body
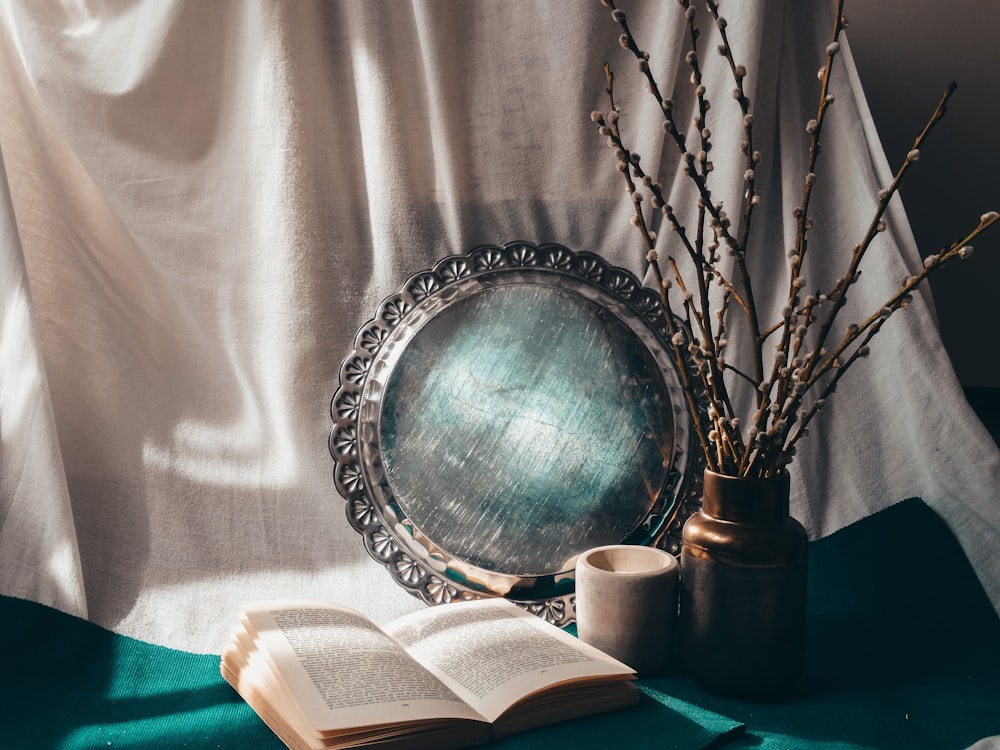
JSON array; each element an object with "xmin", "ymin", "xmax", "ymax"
[{"xmin": 679, "ymin": 469, "xmax": 807, "ymax": 698}]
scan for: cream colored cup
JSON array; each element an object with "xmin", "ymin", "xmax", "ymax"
[{"xmin": 575, "ymin": 544, "xmax": 679, "ymax": 675}]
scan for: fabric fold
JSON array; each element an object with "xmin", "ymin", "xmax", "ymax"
[{"xmin": 0, "ymin": 144, "xmax": 86, "ymax": 617}]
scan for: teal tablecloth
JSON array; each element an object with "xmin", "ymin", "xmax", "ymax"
[{"xmin": 3, "ymin": 498, "xmax": 999, "ymax": 749}]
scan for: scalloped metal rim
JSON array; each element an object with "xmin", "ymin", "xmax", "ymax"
[{"xmin": 329, "ymin": 241, "xmax": 706, "ymax": 626}]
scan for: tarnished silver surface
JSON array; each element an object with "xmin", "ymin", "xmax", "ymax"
[{"xmin": 329, "ymin": 241, "xmax": 705, "ymax": 626}]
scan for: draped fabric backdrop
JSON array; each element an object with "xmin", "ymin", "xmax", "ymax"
[{"xmin": 1, "ymin": 0, "xmax": 997, "ymax": 654}]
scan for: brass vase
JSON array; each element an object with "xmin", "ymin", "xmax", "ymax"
[{"xmin": 679, "ymin": 469, "xmax": 808, "ymax": 698}]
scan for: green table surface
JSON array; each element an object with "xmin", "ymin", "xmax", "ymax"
[{"xmin": 3, "ymin": 497, "xmax": 999, "ymax": 749}]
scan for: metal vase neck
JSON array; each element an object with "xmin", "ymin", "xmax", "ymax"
[{"xmin": 701, "ymin": 469, "xmax": 791, "ymax": 524}]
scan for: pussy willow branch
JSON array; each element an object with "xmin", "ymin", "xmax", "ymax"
[
  {"xmin": 743, "ymin": 0, "xmax": 846, "ymax": 475},
  {"xmin": 796, "ymin": 81, "xmax": 958, "ymax": 393},
  {"xmin": 705, "ymin": 0, "xmax": 759, "ymax": 255},
  {"xmin": 675, "ymin": 1, "xmax": 763, "ymax": 467},
  {"xmin": 595, "ymin": 69, "xmax": 702, "ymax": 342},
  {"xmin": 594, "ymin": 67, "xmax": 720, "ymax": 470},
  {"xmin": 679, "ymin": 0, "xmax": 748, "ymax": 465},
  {"xmin": 595, "ymin": 59, "xmax": 744, "ymax": 445},
  {"xmin": 601, "ymin": 0, "xmax": 753, "ymax": 469},
  {"xmin": 782, "ymin": 211, "xmax": 1000, "ymax": 455},
  {"xmin": 677, "ymin": 0, "xmax": 764, "ymax": 411},
  {"xmin": 679, "ymin": 0, "xmax": 717, "ymax": 368},
  {"xmin": 702, "ymin": 0, "xmax": 766, "ymax": 402},
  {"xmin": 807, "ymin": 213, "xmax": 998, "ymax": 392},
  {"xmin": 605, "ymin": 1, "xmax": 744, "ymax": 270},
  {"xmin": 749, "ymin": 75, "xmax": 984, "ymax": 474},
  {"xmin": 789, "ymin": 0, "xmax": 847, "ymax": 275}
]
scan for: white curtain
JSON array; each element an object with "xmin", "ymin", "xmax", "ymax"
[{"xmin": 1, "ymin": 0, "xmax": 997, "ymax": 654}]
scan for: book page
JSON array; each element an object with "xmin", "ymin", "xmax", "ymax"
[
  {"xmin": 241, "ymin": 601, "xmax": 487, "ymax": 733},
  {"xmin": 222, "ymin": 634, "xmax": 324, "ymax": 750},
  {"xmin": 384, "ymin": 598, "xmax": 634, "ymax": 722}
]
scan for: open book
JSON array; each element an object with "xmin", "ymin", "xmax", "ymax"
[{"xmin": 220, "ymin": 597, "xmax": 639, "ymax": 750}]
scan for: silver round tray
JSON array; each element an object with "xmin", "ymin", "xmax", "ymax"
[{"xmin": 329, "ymin": 241, "xmax": 704, "ymax": 626}]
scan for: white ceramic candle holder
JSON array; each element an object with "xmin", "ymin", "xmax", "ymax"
[{"xmin": 575, "ymin": 544, "xmax": 679, "ymax": 675}]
